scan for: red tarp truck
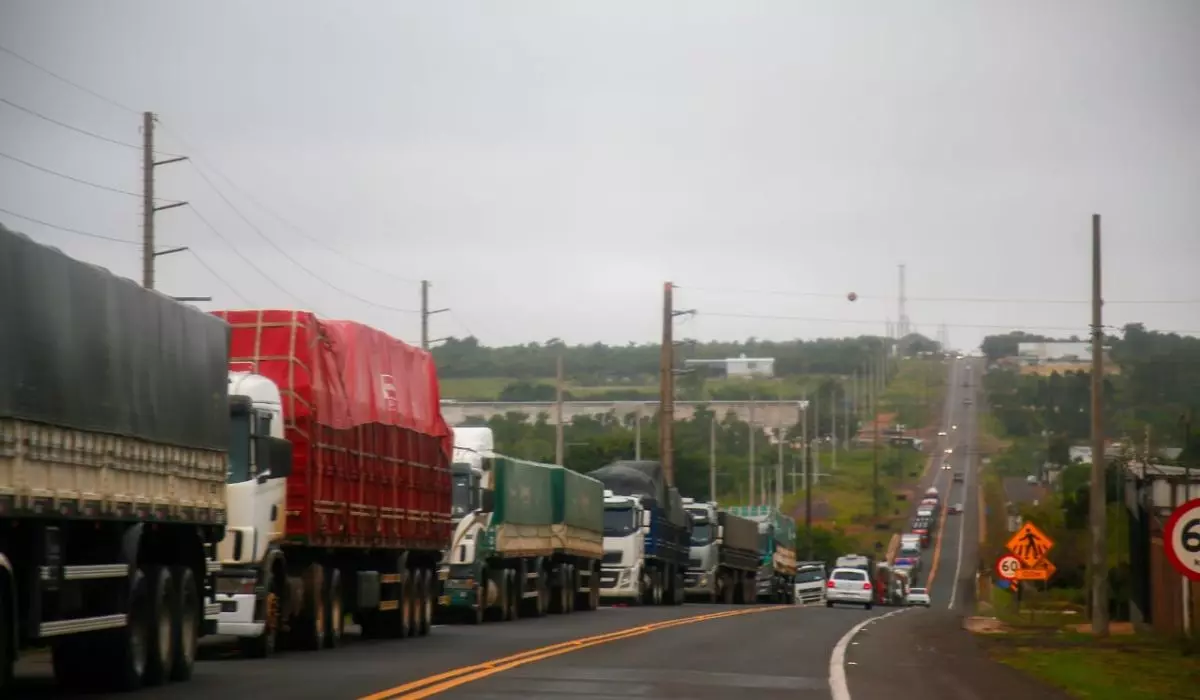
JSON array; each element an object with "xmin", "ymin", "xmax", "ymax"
[{"xmin": 209, "ymin": 309, "xmax": 452, "ymax": 655}]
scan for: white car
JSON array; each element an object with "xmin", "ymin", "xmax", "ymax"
[
  {"xmin": 942, "ymin": 462, "xmax": 952, "ymax": 470},
  {"xmin": 937, "ymin": 430, "xmax": 947, "ymax": 437},
  {"xmin": 943, "ymin": 447, "xmax": 953, "ymax": 455},
  {"xmin": 905, "ymin": 587, "xmax": 932, "ymax": 607},
  {"xmin": 825, "ymin": 567, "xmax": 874, "ymax": 609},
  {"xmin": 952, "ymin": 425, "xmax": 958, "ymax": 430}
]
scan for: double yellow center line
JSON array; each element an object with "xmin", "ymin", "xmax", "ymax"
[{"xmin": 359, "ymin": 605, "xmax": 790, "ymax": 700}]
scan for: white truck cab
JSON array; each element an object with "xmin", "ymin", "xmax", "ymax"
[
  {"xmin": 215, "ymin": 372, "xmax": 292, "ymax": 643},
  {"xmin": 449, "ymin": 427, "xmax": 495, "ymax": 525},
  {"xmin": 682, "ymin": 499, "xmax": 720, "ymax": 599},
  {"xmin": 598, "ymin": 490, "xmax": 650, "ymax": 600}
]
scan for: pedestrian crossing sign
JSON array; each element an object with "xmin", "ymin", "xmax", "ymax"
[{"xmin": 1006, "ymin": 521, "xmax": 1054, "ymax": 567}]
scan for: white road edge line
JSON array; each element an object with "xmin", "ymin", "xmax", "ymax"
[
  {"xmin": 947, "ymin": 360, "xmax": 975, "ymax": 610},
  {"xmin": 828, "ymin": 608, "xmax": 909, "ymax": 700}
]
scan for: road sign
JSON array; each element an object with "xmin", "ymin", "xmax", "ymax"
[
  {"xmin": 1005, "ymin": 521, "xmax": 1055, "ymax": 567},
  {"xmin": 1163, "ymin": 497, "xmax": 1200, "ymax": 582},
  {"xmin": 1013, "ymin": 558, "xmax": 1056, "ymax": 582},
  {"xmin": 995, "ymin": 554, "xmax": 1020, "ymax": 580}
]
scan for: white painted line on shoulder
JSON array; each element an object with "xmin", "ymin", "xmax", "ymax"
[{"xmin": 828, "ymin": 608, "xmax": 908, "ymax": 700}]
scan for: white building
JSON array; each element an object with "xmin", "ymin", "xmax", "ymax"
[
  {"xmin": 1016, "ymin": 341, "xmax": 1094, "ymax": 365},
  {"xmin": 724, "ymin": 356, "xmax": 774, "ymax": 378}
]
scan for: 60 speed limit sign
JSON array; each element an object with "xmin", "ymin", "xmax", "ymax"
[
  {"xmin": 1164, "ymin": 498, "xmax": 1200, "ymax": 582},
  {"xmin": 995, "ymin": 554, "xmax": 1021, "ymax": 580}
]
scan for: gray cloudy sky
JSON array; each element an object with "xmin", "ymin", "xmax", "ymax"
[{"xmin": 2, "ymin": 0, "xmax": 1198, "ymax": 350}]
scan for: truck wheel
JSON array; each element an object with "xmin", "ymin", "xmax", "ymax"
[
  {"xmin": 240, "ymin": 574, "xmax": 281, "ymax": 656},
  {"xmin": 142, "ymin": 565, "xmax": 175, "ymax": 686},
  {"xmin": 673, "ymin": 572, "xmax": 685, "ymax": 606},
  {"xmin": 507, "ymin": 569, "xmax": 520, "ymax": 621},
  {"xmin": 297, "ymin": 564, "xmax": 326, "ymax": 650},
  {"xmin": 324, "ymin": 568, "xmax": 344, "ymax": 648},
  {"xmin": 587, "ymin": 565, "xmax": 600, "ymax": 611},
  {"xmin": 404, "ymin": 568, "xmax": 419, "ymax": 636},
  {"xmin": 417, "ymin": 568, "xmax": 432, "ymax": 636},
  {"xmin": 169, "ymin": 565, "xmax": 200, "ymax": 682},
  {"xmin": 549, "ymin": 567, "xmax": 566, "ymax": 615},
  {"xmin": 721, "ymin": 574, "xmax": 735, "ymax": 605},
  {"xmin": 99, "ymin": 565, "xmax": 151, "ymax": 691},
  {"xmin": 564, "ymin": 565, "xmax": 576, "ymax": 613},
  {"xmin": 469, "ymin": 567, "xmax": 487, "ymax": 625},
  {"xmin": 0, "ymin": 583, "xmax": 13, "ymax": 692}
]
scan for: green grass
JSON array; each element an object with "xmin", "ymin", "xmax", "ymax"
[
  {"xmin": 989, "ymin": 633, "xmax": 1200, "ymax": 700},
  {"xmin": 438, "ymin": 375, "xmax": 835, "ymax": 401}
]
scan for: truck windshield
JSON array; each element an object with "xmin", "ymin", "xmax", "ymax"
[
  {"xmin": 603, "ymin": 507, "xmax": 637, "ymax": 537},
  {"xmin": 796, "ymin": 569, "xmax": 825, "ymax": 583},
  {"xmin": 451, "ymin": 472, "xmax": 473, "ymax": 518},
  {"xmin": 690, "ymin": 522, "xmax": 713, "ymax": 546},
  {"xmin": 228, "ymin": 412, "xmax": 251, "ymax": 484}
]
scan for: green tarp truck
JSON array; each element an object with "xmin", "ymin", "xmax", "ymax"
[
  {"xmin": 440, "ymin": 456, "xmax": 604, "ymax": 623},
  {"xmin": 724, "ymin": 505, "xmax": 798, "ymax": 603}
]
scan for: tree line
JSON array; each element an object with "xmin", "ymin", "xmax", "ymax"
[{"xmin": 432, "ymin": 332, "xmax": 942, "ymax": 382}]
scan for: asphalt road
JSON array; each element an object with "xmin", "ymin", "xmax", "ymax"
[{"xmin": 15, "ymin": 358, "xmax": 1013, "ymax": 700}]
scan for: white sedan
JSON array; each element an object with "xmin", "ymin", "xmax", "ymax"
[
  {"xmin": 937, "ymin": 430, "xmax": 947, "ymax": 437},
  {"xmin": 905, "ymin": 587, "xmax": 932, "ymax": 607}
]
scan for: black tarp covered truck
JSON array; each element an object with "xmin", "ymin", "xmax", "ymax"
[{"xmin": 0, "ymin": 224, "xmax": 227, "ymax": 692}]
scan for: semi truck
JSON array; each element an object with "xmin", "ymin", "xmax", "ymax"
[
  {"xmin": 209, "ymin": 309, "xmax": 453, "ymax": 655},
  {"xmin": 590, "ymin": 461, "xmax": 690, "ymax": 605},
  {"xmin": 441, "ymin": 456, "xmax": 603, "ymax": 622},
  {"xmin": 724, "ymin": 506, "xmax": 798, "ymax": 603},
  {"xmin": 681, "ymin": 499, "xmax": 759, "ymax": 603},
  {"xmin": 0, "ymin": 224, "xmax": 226, "ymax": 691},
  {"xmin": 793, "ymin": 561, "xmax": 828, "ymax": 605},
  {"xmin": 450, "ymin": 427, "xmax": 495, "ymax": 525}
]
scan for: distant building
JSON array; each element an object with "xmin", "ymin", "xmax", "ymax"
[
  {"xmin": 683, "ymin": 355, "xmax": 775, "ymax": 379},
  {"xmin": 1015, "ymin": 341, "xmax": 1117, "ymax": 376}
]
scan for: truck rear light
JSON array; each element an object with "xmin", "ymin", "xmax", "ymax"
[
  {"xmin": 826, "ymin": 580, "xmax": 836, "ymax": 588},
  {"xmin": 863, "ymin": 582, "xmax": 872, "ymax": 591}
]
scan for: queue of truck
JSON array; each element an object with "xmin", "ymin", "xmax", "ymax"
[{"xmin": 0, "ymin": 225, "xmax": 800, "ymax": 694}]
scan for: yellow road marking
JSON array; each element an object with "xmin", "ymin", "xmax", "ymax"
[{"xmin": 359, "ymin": 606, "xmax": 789, "ymax": 700}]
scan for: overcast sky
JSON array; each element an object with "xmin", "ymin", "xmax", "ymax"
[{"xmin": 2, "ymin": 0, "xmax": 1197, "ymax": 350}]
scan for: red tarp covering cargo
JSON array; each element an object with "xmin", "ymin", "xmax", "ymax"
[{"xmin": 212, "ymin": 309, "xmax": 453, "ymax": 551}]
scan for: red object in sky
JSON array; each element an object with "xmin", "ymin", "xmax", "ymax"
[{"xmin": 213, "ymin": 309, "xmax": 453, "ymax": 551}]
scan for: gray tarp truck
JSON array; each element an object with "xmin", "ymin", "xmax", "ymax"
[
  {"xmin": 0, "ymin": 224, "xmax": 226, "ymax": 692},
  {"xmin": 682, "ymin": 499, "xmax": 760, "ymax": 603}
]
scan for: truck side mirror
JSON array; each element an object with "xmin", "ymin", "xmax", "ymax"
[
  {"xmin": 641, "ymin": 510, "xmax": 651, "ymax": 529},
  {"xmin": 254, "ymin": 436, "xmax": 293, "ymax": 480},
  {"xmin": 717, "ymin": 526, "xmax": 725, "ymax": 541},
  {"xmin": 480, "ymin": 488, "xmax": 495, "ymax": 513}
]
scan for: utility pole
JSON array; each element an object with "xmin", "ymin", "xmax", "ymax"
[
  {"xmin": 710, "ymin": 416, "xmax": 717, "ymax": 503},
  {"xmin": 843, "ymin": 381, "xmax": 851, "ymax": 451},
  {"xmin": 775, "ymin": 418, "xmax": 784, "ymax": 508},
  {"xmin": 872, "ymin": 353, "xmax": 881, "ymax": 520},
  {"xmin": 420, "ymin": 280, "xmax": 450, "ymax": 350},
  {"xmin": 798, "ymin": 398, "xmax": 808, "ymax": 495},
  {"xmin": 660, "ymin": 282, "xmax": 677, "ymax": 487},
  {"xmin": 634, "ymin": 407, "xmax": 643, "ymax": 460},
  {"xmin": 140, "ymin": 111, "xmax": 188, "ymax": 290},
  {"xmin": 554, "ymin": 354, "xmax": 565, "ymax": 466},
  {"xmin": 804, "ymin": 434, "xmax": 814, "ymax": 560},
  {"xmin": 748, "ymin": 399, "xmax": 756, "ymax": 505},
  {"xmin": 830, "ymin": 384, "xmax": 838, "ymax": 472},
  {"xmin": 1088, "ymin": 214, "xmax": 1109, "ymax": 638}
]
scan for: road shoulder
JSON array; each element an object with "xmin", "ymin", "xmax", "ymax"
[{"xmin": 843, "ymin": 609, "xmax": 1072, "ymax": 700}]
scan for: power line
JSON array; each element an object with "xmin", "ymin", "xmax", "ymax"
[
  {"xmin": 0, "ymin": 43, "xmax": 139, "ymax": 115},
  {"xmin": 155, "ymin": 121, "xmax": 423, "ymax": 285},
  {"xmin": 0, "ymin": 149, "xmax": 180, "ymax": 202},
  {"xmin": 0, "ymin": 205, "xmax": 138, "ymax": 245},
  {"xmin": 679, "ymin": 284, "xmax": 1200, "ymax": 306},
  {"xmin": 0, "ymin": 96, "xmax": 179, "ymax": 155},
  {"xmin": 185, "ymin": 248, "xmax": 250, "ymax": 306},
  {"xmin": 699, "ymin": 310, "xmax": 1200, "ymax": 336},
  {"xmin": 187, "ymin": 205, "xmax": 314, "ymax": 311},
  {"xmin": 185, "ymin": 161, "xmax": 419, "ymax": 314}
]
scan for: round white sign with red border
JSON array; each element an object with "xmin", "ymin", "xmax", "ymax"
[
  {"xmin": 1164, "ymin": 497, "xmax": 1200, "ymax": 582},
  {"xmin": 995, "ymin": 554, "xmax": 1020, "ymax": 580}
]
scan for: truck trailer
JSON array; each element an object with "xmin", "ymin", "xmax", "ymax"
[
  {"xmin": 209, "ymin": 310, "xmax": 453, "ymax": 655},
  {"xmin": 441, "ymin": 456, "xmax": 603, "ymax": 622},
  {"xmin": 681, "ymin": 500, "xmax": 759, "ymax": 603},
  {"xmin": 0, "ymin": 224, "xmax": 226, "ymax": 691},
  {"xmin": 590, "ymin": 461, "xmax": 690, "ymax": 605},
  {"xmin": 725, "ymin": 506, "xmax": 798, "ymax": 603}
]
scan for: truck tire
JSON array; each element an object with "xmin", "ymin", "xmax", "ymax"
[
  {"xmin": 673, "ymin": 571, "xmax": 684, "ymax": 606},
  {"xmin": 296, "ymin": 563, "xmax": 326, "ymax": 650},
  {"xmin": 143, "ymin": 565, "xmax": 175, "ymax": 686},
  {"xmin": 170, "ymin": 565, "xmax": 200, "ymax": 682},
  {"xmin": 506, "ymin": 569, "xmax": 520, "ymax": 621},
  {"xmin": 586, "ymin": 564, "xmax": 600, "ymax": 611},
  {"xmin": 720, "ymin": 574, "xmax": 734, "ymax": 605},
  {"xmin": 404, "ymin": 567, "xmax": 420, "ymax": 635},
  {"xmin": 100, "ymin": 565, "xmax": 151, "ymax": 691},
  {"xmin": 239, "ymin": 570, "xmax": 281, "ymax": 656},
  {"xmin": 468, "ymin": 567, "xmax": 487, "ymax": 625},
  {"xmin": 550, "ymin": 567, "xmax": 568, "ymax": 615},
  {"xmin": 324, "ymin": 568, "xmax": 344, "ymax": 648},
  {"xmin": 564, "ymin": 565, "xmax": 576, "ymax": 613},
  {"xmin": 417, "ymin": 568, "xmax": 432, "ymax": 636},
  {"xmin": 0, "ymin": 582, "xmax": 13, "ymax": 692}
]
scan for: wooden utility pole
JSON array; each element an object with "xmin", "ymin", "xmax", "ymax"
[
  {"xmin": 872, "ymin": 345, "xmax": 881, "ymax": 519},
  {"xmin": 1089, "ymin": 214, "xmax": 1109, "ymax": 637},
  {"xmin": 660, "ymin": 282, "xmax": 676, "ymax": 487},
  {"xmin": 555, "ymin": 354, "xmax": 565, "ymax": 465},
  {"xmin": 709, "ymin": 416, "xmax": 717, "ymax": 503},
  {"xmin": 420, "ymin": 280, "xmax": 449, "ymax": 350},
  {"xmin": 748, "ymin": 399, "xmax": 756, "ymax": 505},
  {"xmin": 634, "ymin": 407, "xmax": 643, "ymax": 460},
  {"xmin": 140, "ymin": 111, "xmax": 187, "ymax": 289},
  {"xmin": 776, "ymin": 417, "xmax": 784, "ymax": 508},
  {"xmin": 804, "ymin": 433, "xmax": 814, "ymax": 560}
]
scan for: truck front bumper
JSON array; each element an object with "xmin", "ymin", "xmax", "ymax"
[
  {"xmin": 684, "ymin": 569, "xmax": 716, "ymax": 597},
  {"xmin": 215, "ymin": 593, "xmax": 264, "ymax": 637},
  {"xmin": 598, "ymin": 566, "xmax": 639, "ymax": 598},
  {"xmin": 440, "ymin": 578, "xmax": 480, "ymax": 609}
]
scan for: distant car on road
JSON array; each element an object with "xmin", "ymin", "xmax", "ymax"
[
  {"xmin": 905, "ymin": 587, "xmax": 932, "ymax": 607},
  {"xmin": 953, "ymin": 472, "xmax": 964, "ymax": 483},
  {"xmin": 937, "ymin": 430, "xmax": 947, "ymax": 437},
  {"xmin": 944, "ymin": 447, "xmax": 953, "ymax": 455},
  {"xmin": 948, "ymin": 503, "xmax": 962, "ymax": 515},
  {"xmin": 952, "ymin": 424, "xmax": 958, "ymax": 430},
  {"xmin": 825, "ymin": 567, "xmax": 874, "ymax": 610},
  {"xmin": 942, "ymin": 462, "xmax": 952, "ymax": 470}
]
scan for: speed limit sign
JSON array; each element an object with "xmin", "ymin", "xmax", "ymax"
[
  {"xmin": 995, "ymin": 554, "xmax": 1021, "ymax": 580},
  {"xmin": 1164, "ymin": 498, "xmax": 1200, "ymax": 582}
]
